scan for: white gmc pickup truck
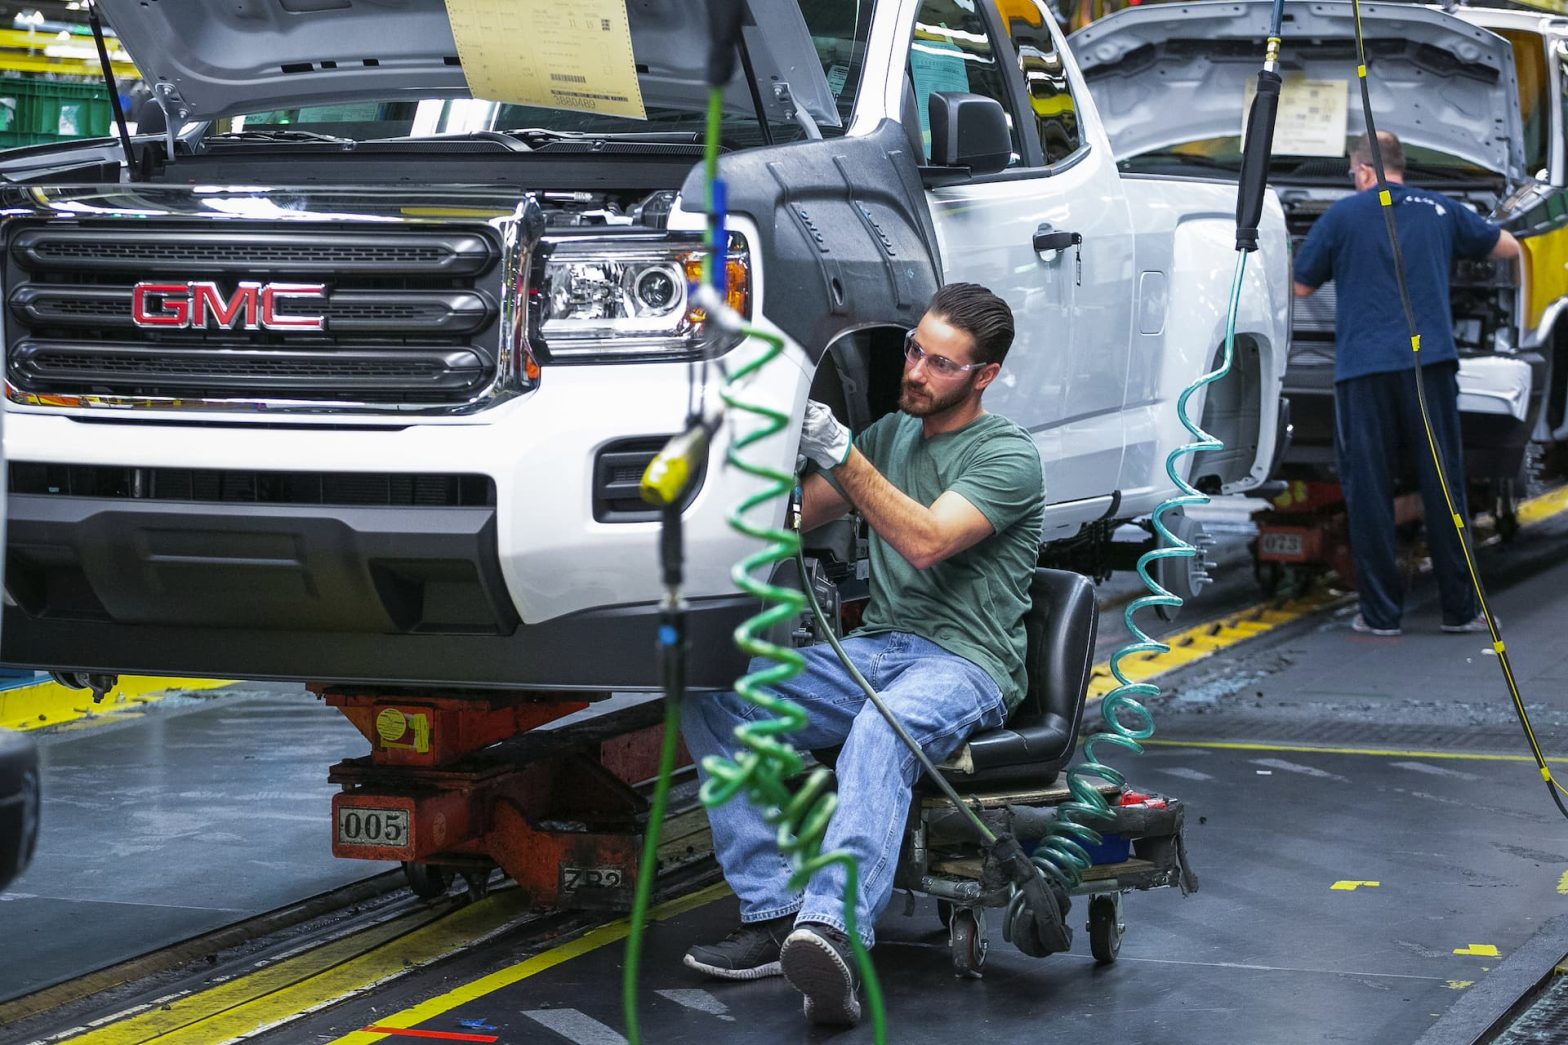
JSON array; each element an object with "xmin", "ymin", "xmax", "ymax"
[{"xmin": 0, "ymin": 0, "xmax": 1290, "ymax": 693}]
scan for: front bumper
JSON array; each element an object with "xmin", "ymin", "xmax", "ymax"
[
  {"xmin": 2, "ymin": 476, "xmax": 754, "ymax": 689},
  {"xmin": 1, "ymin": 338, "xmax": 807, "ymax": 689}
]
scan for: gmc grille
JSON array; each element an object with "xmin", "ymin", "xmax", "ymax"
[{"xmin": 5, "ymin": 224, "xmax": 505, "ymax": 409}]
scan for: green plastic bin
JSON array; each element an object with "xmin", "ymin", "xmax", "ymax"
[{"xmin": 0, "ymin": 76, "xmax": 111, "ymax": 149}]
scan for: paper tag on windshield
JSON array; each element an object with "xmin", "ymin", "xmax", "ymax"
[
  {"xmin": 1242, "ymin": 75, "xmax": 1347, "ymax": 158},
  {"xmin": 443, "ymin": 0, "xmax": 646, "ymax": 120}
]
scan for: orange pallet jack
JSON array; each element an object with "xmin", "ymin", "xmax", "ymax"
[
  {"xmin": 1251, "ymin": 480, "xmax": 1423, "ymax": 594},
  {"xmin": 321, "ymin": 687, "xmax": 692, "ymax": 908}
]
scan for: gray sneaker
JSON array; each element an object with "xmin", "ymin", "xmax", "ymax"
[
  {"xmin": 780, "ymin": 922, "xmax": 862, "ymax": 1026},
  {"xmin": 683, "ymin": 915, "xmax": 792, "ymax": 980},
  {"xmin": 1442, "ymin": 614, "xmax": 1493, "ymax": 634},
  {"xmin": 1351, "ymin": 613, "xmax": 1401, "ymax": 637}
]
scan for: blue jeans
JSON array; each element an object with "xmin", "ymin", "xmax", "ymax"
[{"xmin": 680, "ymin": 631, "xmax": 1007, "ymax": 948}]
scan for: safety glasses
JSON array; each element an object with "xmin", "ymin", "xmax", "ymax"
[{"xmin": 903, "ymin": 329, "xmax": 989, "ymax": 379}]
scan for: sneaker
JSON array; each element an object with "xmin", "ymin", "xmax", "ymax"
[
  {"xmin": 1442, "ymin": 614, "xmax": 1492, "ymax": 634},
  {"xmin": 683, "ymin": 915, "xmax": 792, "ymax": 980},
  {"xmin": 1351, "ymin": 613, "xmax": 1402, "ymax": 637},
  {"xmin": 780, "ymin": 922, "xmax": 862, "ymax": 1026}
]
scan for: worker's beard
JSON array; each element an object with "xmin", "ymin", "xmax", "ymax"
[{"xmin": 899, "ymin": 373, "xmax": 975, "ymax": 418}]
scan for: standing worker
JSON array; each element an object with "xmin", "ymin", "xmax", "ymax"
[
  {"xmin": 1293, "ymin": 130, "xmax": 1520, "ymax": 636},
  {"xmin": 679, "ymin": 283, "xmax": 1044, "ymax": 1026}
]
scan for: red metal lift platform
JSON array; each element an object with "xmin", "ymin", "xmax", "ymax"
[
  {"xmin": 1251, "ymin": 480, "xmax": 1423, "ymax": 593},
  {"xmin": 318, "ymin": 688, "xmax": 691, "ymax": 909}
]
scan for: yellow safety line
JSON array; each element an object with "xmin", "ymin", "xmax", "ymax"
[
  {"xmin": 1518, "ymin": 482, "xmax": 1568, "ymax": 527},
  {"xmin": 1144, "ymin": 737, "xmax": 1568, "ymax": 765},
  {"xmin": 62, "ymin": 883, "xmax": 728, "ymax": 1045},
  {"xmin": 1087, "ymin": 587, "xmax": 1345, "ymax": 701},
  {"xmin": 67, "ymin": 891, "xmax": 539, "ymax": 1045},
  {"xmin": 62, "ymin": 905, "xmax": 453, "ymax": 1045},
  {"xmin": 0, "ymin": 676, "xmax": 235, "ymax": 733},
  {"xmin": 1086, "ymin": 482, "xmax": 1568, "ymax": 702},
  {"xmin": 327, "ymin": 883, "xmax": 731, "ymax": 1045}
]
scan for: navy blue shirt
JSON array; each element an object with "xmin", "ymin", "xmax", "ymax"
[{"xmin": 1293, "ymin": 184, "xmax": 1500, "ymax": 382}]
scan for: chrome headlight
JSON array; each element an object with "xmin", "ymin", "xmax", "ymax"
[{"xmin": 536, "ymin": 236, "xmax": 750, "ymax": 361}]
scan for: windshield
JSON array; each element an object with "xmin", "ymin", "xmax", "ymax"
[
  {"xmin": 203, "ymin": 0, "xmax": 872, "ymax": 149},
  {"xmin": 1119, "ymin": 136, "xmax": 1497, "ymax": 184}
]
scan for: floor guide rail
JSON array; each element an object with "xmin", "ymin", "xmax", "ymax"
[{"xmin": 1, "ymin": 815, "xmax": 718, "ymax": 1045}]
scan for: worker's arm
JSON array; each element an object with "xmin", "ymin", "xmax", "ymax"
[
  {"xmin": 1293, "ymin": 281, "xmax": 1318, "ymax": 298},
  {"xmin": 798, "ymin": 472, "xmax": 850, "ymax": 533},
  {"xmin": 1490, "ymin": 228, "xmax": 1521, "ymax": 260},
  {"xmin": 829, "ymin": 447, "xmax": 993, "ymax": 570}
]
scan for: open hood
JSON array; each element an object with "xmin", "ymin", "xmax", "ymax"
[
  {"xmin": 96, "ymin": 0, "xmax": 839, "ymax": 127},
  {"xmin": 1069, "ymin": 1, "xmax": 1523, "ymax": 179}
]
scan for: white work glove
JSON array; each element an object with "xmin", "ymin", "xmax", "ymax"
[{"xmin": 798, "ymin": 399, "xmax": 852, "ymax": 471}]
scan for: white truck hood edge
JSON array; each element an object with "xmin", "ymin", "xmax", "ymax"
[
  {"xmin": 1069, "ymin": 0, "xmax": 1523, "ymax": 179},
  {"xmin": 96, "ymin": 0, "xmax": 840, "ymax": 126}
]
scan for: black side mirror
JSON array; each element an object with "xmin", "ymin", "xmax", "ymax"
[
  {"xmin": 927, "ymin": 91, "xmax": 1011, "ymax": 177},
  {"xmin": 0, "ymin": 729, "xmax": 39, "ymax": 892}
]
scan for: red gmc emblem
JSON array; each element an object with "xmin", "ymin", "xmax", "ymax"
[{"xmin": 131, "ymin": 281, "xmax": 327, "ymax": 331}]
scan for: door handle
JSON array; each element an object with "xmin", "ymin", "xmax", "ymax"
[{"xmin": 1033, "ymin": 224, "xmax": 1082, "ymax": 253}]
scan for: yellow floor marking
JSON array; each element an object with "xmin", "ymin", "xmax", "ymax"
[
  {"xmin": 1556, "ymin": 871, "xmax": 1568, "ymax": 895},
  {"xmin": 1087, "ymin": 588, "xmax": 1344, "ymax": 701},
  {"xmin": 1518, "ymin": 483, "xmax": 1568, "ymax": 527},
  {"xmin": 63, "ymin": 904, "xmax": 453, "ymax": 1045},
  {"xmin": 0, "ymin": 676, "xmax": 235, "ymax": 732},
  {"xmin": 1330, "ymin": 881, "xmax": 1380, "ymax": 891},
  {"xmin": 1453, "ymin": 944, "xmax": 1500, "ymax": 958},
  {"xmin": 328, "ymin": 882, "xmax": 731, "ymax": 1045},
  {"xmin": 1446, "ymin": 980, "xmax": 1474, "ymax": 990},
  {"xmin": 1144, "ymin": 737, "xmax": 1568, "ymax": 765}
]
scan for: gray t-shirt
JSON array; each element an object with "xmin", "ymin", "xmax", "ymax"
[{"xmin": 837, "ymin": 411, "xmax": 1044, "ymax": 711}]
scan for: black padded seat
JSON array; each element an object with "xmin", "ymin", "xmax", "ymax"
[{"xmin": 933, "ymin": 568, "xmax": 1098, "ymax": 789}]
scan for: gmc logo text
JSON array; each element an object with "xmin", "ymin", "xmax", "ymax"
[{"xmin": 131, "ymin": 281, "xmax": 328, "ymax": 331}]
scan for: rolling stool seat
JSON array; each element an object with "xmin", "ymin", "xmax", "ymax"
[{"xmin": 931, "ymin": 568, "xmax": 1098, "ymax": 790}]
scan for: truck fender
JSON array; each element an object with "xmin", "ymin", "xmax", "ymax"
[{"xmin": 682, "ymin": 119, "xmax": 942, "ymax": 362}]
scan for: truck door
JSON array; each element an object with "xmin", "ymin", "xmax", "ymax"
[{"xmin": 913, "ymin": 0, "xmax": 1136, "ymax": 538}]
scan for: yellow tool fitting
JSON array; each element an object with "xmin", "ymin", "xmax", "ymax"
[{"xmin": 639, "ymin": 427, "xmax": 711, "ymax": 507}]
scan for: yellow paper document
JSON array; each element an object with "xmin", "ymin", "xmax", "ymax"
[
  {"xmin": 443, "ymin": 0, "xmax": 646, "ymax": 120},
  {"xmin": 1243, "ymin": 75, "xmax": 1348, "ymax": 158}
]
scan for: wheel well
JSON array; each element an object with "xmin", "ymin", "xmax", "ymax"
[
  {"xmin": 1191, "ymin": 334, "xmax": 1264, "ymax": 492},
  {"xmin": 810, "ymin": 326, "xmax": 906, "ymax": 433}
]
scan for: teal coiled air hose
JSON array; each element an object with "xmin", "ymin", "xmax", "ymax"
[{"xmin": 1001, "ymin": 6, "xmax": 1285, "ymax": 896}]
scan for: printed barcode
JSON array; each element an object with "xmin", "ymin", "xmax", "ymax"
[
  {"xmin": 550, "ymin": 73, "xmax": 588, "ymax": 84},
  {"xmin": 553, "ymin": 89, "xmax": 630, "ymax": 103}
]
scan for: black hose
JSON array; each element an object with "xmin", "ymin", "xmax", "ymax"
[{"xmin": 1235, "ymin": 70, "xmax": 1281, "ymax": 251}]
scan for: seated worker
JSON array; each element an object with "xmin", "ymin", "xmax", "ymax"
[{"xmin": 680, "ymin": 282, "xmax": 1045, "ymax": 1025}]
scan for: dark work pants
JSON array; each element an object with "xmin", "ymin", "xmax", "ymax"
[{"xmin": 1334, "ymin": 360, "xmax": 1479, "ymax": 630}]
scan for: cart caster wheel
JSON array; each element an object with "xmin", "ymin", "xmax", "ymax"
[
  {"xmin": 1088, "ymin": 895, "xmax": 1123, "ymax": 964},
  {"xmin": 401, "ymin": 861, "xmax": 451, "ymax": 900},
  {"xmin": 949, "ymin": 907, "xmax": 987, "ymax": 978},
  {"xmin": 459, "ymin": 868, "xmax": 493, "ymax": 900},
  {"xmin": 936, "ymin": 899, "xmax": 955, "ymax": 929}
]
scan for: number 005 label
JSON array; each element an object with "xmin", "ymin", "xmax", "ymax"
[{"xmin": 336, "ymin": 807, "xmax": 409, "ymax": 848}]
